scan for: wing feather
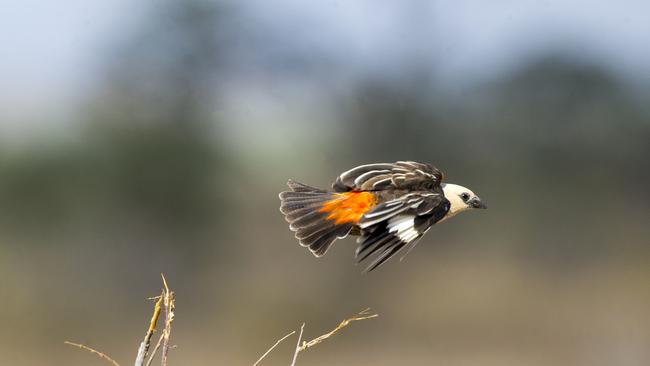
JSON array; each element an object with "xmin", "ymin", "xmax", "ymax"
[
  {"xmin": 333, "ymin": 161, "xmax": 444, "ymax": 192},
  {"xmin": 365, "ymin": 241, "xmax": 408, "ymax": 272},
  {"xmin": 355, "ymin": 192, "xmax": 450, "ymax": 271}
]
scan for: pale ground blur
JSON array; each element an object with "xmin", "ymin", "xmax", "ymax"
[{"xmin": 1, "ymin": 1, "xmax": 649, "ymax": 365}]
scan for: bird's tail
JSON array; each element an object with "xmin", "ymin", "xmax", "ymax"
[{"xmin": 279, "ymin": 180, "xmax": 356, "ymax": 257}]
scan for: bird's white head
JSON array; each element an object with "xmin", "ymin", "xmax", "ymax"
[{"xmin": 441, "ymin": 183, "xmax": 487, "ymax": 220}]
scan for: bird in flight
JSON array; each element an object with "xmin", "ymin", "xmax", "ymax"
[{"xmin": 279, "ymin": 161, "xmax": 487, "ymax": 272}]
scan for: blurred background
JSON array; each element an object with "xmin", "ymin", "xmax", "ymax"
[{"xmin": 1, "ymin": 1, "xmax": 649, "ymax": 365}]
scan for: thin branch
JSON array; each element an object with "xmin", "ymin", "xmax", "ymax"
[
  {"xmin": 289, "ymin": 323, "xmax": 305, "ymax": 366},
  {"xmin": 160, "ymin": 273, "xmax": 176, "ymax": 366},
  {"xmin": 254, "ymin": 308, "xmax": 378, "ymax": 366},
  {"xmin": 145, "ymin": 333, "xmax": 165, "ymax": 366},
  {"xmin": 65, "ymin": 275, "xmax": 177, "ymax": 366},
  {"xmin": 134, "ymin": 293, "xmax": 164, "ymax": 366},
  {"xmin": 64, "ymin": 341, "xmax": 121, "ymax": 366},
  {"xmin": 252, "ymin": 330, "xmax": 296, "ymax": 366},
  {"xmin": 299, "ymin": 308, "xmax": 378, "ymax": 352}
]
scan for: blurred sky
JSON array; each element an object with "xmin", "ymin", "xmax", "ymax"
[{"xmin": 2, "ymin": 0, "xmax": 650, "ymax": 138}]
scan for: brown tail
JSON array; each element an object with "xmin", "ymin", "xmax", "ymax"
[{"xmin": 279, "ymin": 180, "xmax": 353, "ymax": 257}]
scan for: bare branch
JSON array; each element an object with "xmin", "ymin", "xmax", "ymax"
[
  {"xmin": 65, "ymin": 341, "xmax": 121, "ymax": 366},
  {"xmin": 65, "ymin": 275, "xmax": 178, "ymax": 366},
  {"xmin": 252, "ymin": 330, "xmax": 296, "ymax": 366},
  {"xmin": 145, "ymin": 333, "xmax": 165, "ymax": 366},
  {"xmin": 299, "ymin": 308, "xmax": 378, "ymax": 352},
  {"xmin": 134, "ymin": 293, "xmax": 164, "ymax": 366},
  {"xmin": 160, "ymin": 273, "xmax": 176, "ymax": 366},
  {"xmin": 254, "ymin": 308, "xmax": 378, "ymax": 366},
  {"xmin": 289, "ymin": 323, "xmax": 305, "ymax": 366}
]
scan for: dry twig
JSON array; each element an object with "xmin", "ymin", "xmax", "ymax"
[
  {"xmin": 159, "ymin": 273, "xmax": 176, "ymax": 366},
  {"xmin": 145, "ymin": 333, "xmax": 165, "ymax": 366},
  {"xmin": 142, "ymin": 274, "xmax": 175, "ymax": 366},
  {"xmin": 64, "ymin": 341, "xmax": 121, "ymax": 366},
  {"xmin": 299, "ymin": 308, "xmax": 378, "ymax": 352},
  {"xmin": 135, "ymin": 293, "xmax": 164, "ymax": 366},
  {"xmin": 66, "ymin": 275, "xmax": 176, "ymax": 366},
  {"xmin": 253, "ymin": 330, "xmax": 296, "ymax": 366},
  {"xmin": 289, "ymin": 323, "xmax": 305, "ymax": 366},
  {"xmin": 255, "ymin": 308, "xmax": 378, "ymax": 366}
]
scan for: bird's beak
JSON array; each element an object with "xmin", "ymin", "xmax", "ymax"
[{"xmin": 469, "ymin": 197, "xmax": 487, "ymax": 209}]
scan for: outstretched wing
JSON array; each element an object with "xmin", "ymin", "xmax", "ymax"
[
  {"xmin": 355, "ymin": 192, "xmax": 450, "ymax": 272},
  {"xmin": 333, "ymin": 161, "xmax": 444, "ymax": 192}
]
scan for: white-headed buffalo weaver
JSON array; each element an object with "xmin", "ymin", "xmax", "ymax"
[{"xmin": 279, "ymin": 161, "xmax": 487, "ymax": 272}]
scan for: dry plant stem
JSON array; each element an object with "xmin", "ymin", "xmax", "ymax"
[
  {"xmin": 289, "ymin": 323, "xmax": 305, "ymax": 366},
  {"xmin": 66, "ymin": 275, "xmax": 175, "ymax": 366},
  {"xmin": 253, "ymin": 330, "xmax": 296, "ymax": 366},
  {"xmin": 145, "ymin": 333, "xmax": 165, "ymax": 366},
  {"xmin": 64, "ymin": 341, "xmax": 121, "ymax": 366},
  {"xmin": 135, "ymin": 294, "xmax": 164, "ymax": 366},
  {"xmin": 255, "ymin": 308, "xmax": 378, "ymax": 366},
  {"xmin": 160, "ymin": 273, "xmax": 176, "ymax": 366},
  {"xmin": 299, "ymin": 308, "xmax": 378, "ymax": 352}
]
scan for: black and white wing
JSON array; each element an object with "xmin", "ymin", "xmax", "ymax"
[
  {"xmin": 333, "ymin": 161, "xmax": 444, "ymax": 192},
  {"xmin": 355, "ymin": 192, "xmax": 450, "ymax": 272}
]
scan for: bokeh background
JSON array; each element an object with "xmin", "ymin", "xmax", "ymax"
[{"xmin": 2, "ymin": 1, "xmax": 650, "ymax": 365}]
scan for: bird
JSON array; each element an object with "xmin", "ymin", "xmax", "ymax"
[{"xmin": 278, "ymin": 161, "xmax": 487, "ymax": 272}]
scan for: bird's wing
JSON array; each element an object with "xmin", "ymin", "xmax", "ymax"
[
  {"xmin": 355, "ymin": 192, "xmax": 450, "ymax": 272},
  {"xmin": 332, "ymin": 161, "xmax": 444, "ymax": 192}
]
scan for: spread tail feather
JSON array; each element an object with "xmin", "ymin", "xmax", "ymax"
[{"xmin": 279, "ymin": 180, "xmax": 352, "ymax": 257}]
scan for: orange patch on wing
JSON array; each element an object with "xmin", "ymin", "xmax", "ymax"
[{"xmin": 319, "ymin": 191, "xmax": 377, "ymax": 225}]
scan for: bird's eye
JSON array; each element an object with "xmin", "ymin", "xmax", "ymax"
[{"xmin": 460, "ymin": 193, "xmax": 470, "ymax": 202}]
